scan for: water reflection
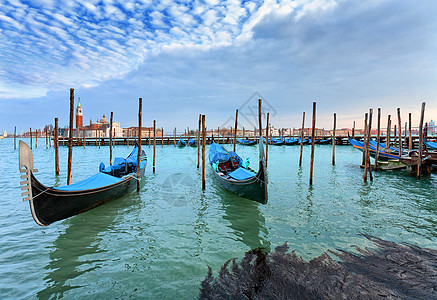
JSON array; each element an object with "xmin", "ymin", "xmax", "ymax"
[
  {"xmin": 193, "ymin": 193, "xmax": 209, "ymax": 257},
  {"xmin": 220, "ymin": 194, "xmax": 270, "ymax": 252},
  {"xmin": 37, "ymin": 193, "xmax": 140, "ymax": 299}
]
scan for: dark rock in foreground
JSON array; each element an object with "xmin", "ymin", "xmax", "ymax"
[{"xmin": 200, "ymin": 236, "xmax": 437, "ymax": 299}]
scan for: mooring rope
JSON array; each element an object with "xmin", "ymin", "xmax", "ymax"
[{"xmin": 32, "ymin": 187, "xmax": 51, "ymax": 200}]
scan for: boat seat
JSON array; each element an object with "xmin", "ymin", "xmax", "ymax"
[
  {"xmin": 218, "ymin": 161, "xmax": 233, "ymax": 173},
  {"xmin": 230, "ymin": 157, "xmax": 240, "ymax": 168}
]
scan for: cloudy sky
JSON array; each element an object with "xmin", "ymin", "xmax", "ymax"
[{"xmin": 1, "ymin": 0, "xmax": 436, "ymax": 133}]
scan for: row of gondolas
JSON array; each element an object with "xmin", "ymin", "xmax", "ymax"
[
  {"xmin": 18, "ymin": 134, "xmax": 267, "ymax": 226},
  {"xmin": 18, "ymin": 134, "xmax": 436, "ymax": 226},
  {"xmin": 348, "ymin": 136, "xmax": 437, "ymax": 173}
]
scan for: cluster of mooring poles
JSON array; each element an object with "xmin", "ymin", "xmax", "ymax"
[
  {"xmin": 356, "ymin": 102, "xmax": 427, "ymax": 181},
  {"xmin": 14, "ymin": 88, "xmax": 433, "ymax": 190}
]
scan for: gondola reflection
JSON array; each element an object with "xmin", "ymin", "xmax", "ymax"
[
  {"xmin": 37, "ymin": 193, "xmax": 142, "ymax": 299},
  {"xmin": 220, "ymin": 193, "xmax": 270, "ymax": 252}
]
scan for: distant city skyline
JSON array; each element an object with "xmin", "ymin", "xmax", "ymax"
[{"xmin": 1, "ymin": 0, "xmax": 436, "ymax": 133}]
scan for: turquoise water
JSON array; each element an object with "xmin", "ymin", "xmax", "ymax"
[{"xmin": 0, "ymin": 138, "xmax": 436, "ymax": 299}]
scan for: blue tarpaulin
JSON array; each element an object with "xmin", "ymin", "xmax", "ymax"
[
  {"xmin": 53, "ymin": 172, "xmax": 122, "ymax": 191},
  {"xmin": 209, "ymin": 143, "xmax": 242, "ymax": 166},
  {"xmin": 227, "ymin": 167, "xmax": 256, "ymax": 180},
  {"xmin": 55, "ymin": 147, "xmax": 146, "ymax": 191},
  {"xmin": 424, "ymin": 139, "xmax": 437, "ymax": 150}
]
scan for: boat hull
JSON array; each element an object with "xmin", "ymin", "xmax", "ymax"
[
  {"xmin": 29, "ymin": 167, "xmax": 146, "ymax": 226},
  {"xmin": 211, "ymin": 161, "xmax": 267, "ymax": 204}
]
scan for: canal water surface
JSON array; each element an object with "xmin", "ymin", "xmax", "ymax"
[{"xmin": 0, "ymin": 138, "xmax": 436, "ymax": 299}]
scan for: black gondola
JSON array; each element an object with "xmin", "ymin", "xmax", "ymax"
[
  {"xmin": 209, "ymin": 137, "xmax": 267, "ymax": 204},
  {"xmin": 188, "ymin": 138, "xmax": 197, "ymax": 147},
  {"xmin": 284, "ymin": 138, "xmax": 299, "ymax": 145},
  {"xmin": 177, "ymin": 138, "xmax": 187, "ymax": 147},
  {"xmin": 236, "ymin": 137, "xmax": 257, "ymax": 146},
  {"xmin": 19, "ymin": 141, "xmax": 147, "ymax": 226}
]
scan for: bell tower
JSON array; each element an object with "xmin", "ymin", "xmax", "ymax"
[{"xmin": 76, "ymin": 98, "xmax": 83, "ymax": 128}]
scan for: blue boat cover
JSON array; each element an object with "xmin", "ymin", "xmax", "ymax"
[
  {"xmin": 53, "ymin": 172, "xmax": 122, "ymax": 191},
  {"xmin": 209, "ymin": 142, "xmax": 242, "ymax": 166},
  {"xmin": 188, "ymin": 138, "xmax": 197, "ymax": 145},
  {"xmin": 285, "ymin": 138, "xmax": 298, "ymax": 143},
  {"xmin": 227, "ymin": 167, "xmax": 256, "ymax": 180},
  {"xmin": 369, "ymin": 140, "xmax": 399, "ymax": 152},
  {"xmin": 236, "ymin": 138, "xmax": 256, "ymax": 145},
  {"xmin": 55, "ymin": 147, "xmax": 147, "ymax": 191},
  {"xmin": 424, "ymin": 139, "xmax": 437, "ymax": 150},
  {"xmin": 177, "ymin": 139, "xmax": 186, "ymax": 146}
]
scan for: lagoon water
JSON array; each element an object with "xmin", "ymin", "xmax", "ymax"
[{"xmin": 0, "ymin": 138, "xmax": 436, "ymax": 299}]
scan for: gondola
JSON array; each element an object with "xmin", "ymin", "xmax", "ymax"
[
  {"xmin": 284, "ymin": 138, "xmax": 299, "ymax": 145},
  {"xmin": 424, "ymin": 138, "xmax": 437, "ymax": 150},
  {"xmin": 398, "ymin": 150, "xmax": 433, "ymax": 175},
  {"xmin": 316, "ymin": 138, "xmax": 332, "ymax": 145},
  {"xmin": 177, "ymin": 138, "xmax": 187, "ymax": 147},
  {"xmin": 19, "ymin": 141, "xmax": 147, "ymax": 226},
  {"xmin": 348, "ymin": 136, "xmax": 399, "ymax": 161},
  {"xmin": 188, "ymin": 138, "xmax": 197, "ymax": 147},
  {"xmin": 236, "ymin": 138, "xmax": 257, "ymax": 146},
  {"xmin": 209, "ymin": 137, "xmax": 267, "ymax": 204},
  {"xmin": 270, "ymin": 137, "xmax": 285, "ymax": 145},
  {"xmin": 368, "ymin": 140, "xmax": 407, "ymax": 155},
  {"xmin": 264, "ymin": 137, "xmax": 284, "ymax": 146},
  {"xmin": 300, "ymin": 138, "xmax": 310, "ymax": 145}
]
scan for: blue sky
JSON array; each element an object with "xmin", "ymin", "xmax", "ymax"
[{"xmin": 1, "ymin": 0, "xmax": 436, "ymax": 133}]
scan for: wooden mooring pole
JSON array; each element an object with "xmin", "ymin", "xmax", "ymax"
[
  {"xmin": 375, "ymin": 108, "xmax": 381, "ymax": 167},
  {"xmin": 309, "ymin": 102, "xmax": 316, "ymax": 186},
  {"xmin": 110, "ymin": 112, "xmax": 113, "ymax": 165},
  {"xmin": 408, "ymin": 113, "xmax": 412, "ymax": 150},
  {"xmin": 14, "ymin": 126, "xmax": 16, "ymax": 150},
  {"xmin": 67, "ymin": 88, "xmax": 74, "ymax": 185},
  {"xmin": 404, "ymin": 122, "xmax": 407, "ymax": 149},
  {"xmin": 397, "ymin": 108, "xmax": 402, "ymax": 157},
  {"xmin": 417, "ymin": 102, "xmax": 425, "ymax": 179},
  {"xmin": 352, "ymin": 121, "xmax": 355, "ymax": 139},
  {"xmin": 332, "ymin": 113, "xmax": 336, "ymax": 165},
  {"xmin": 137, "ymin": 98, "xmax": 142, "ymax": 192},
  {"xmin": 54, "ymin": 118, "xmax": 60, "ymax": 175},
  {"xmin": 233, "ymin": 109, "xmax": 238, "ymax": 152},
  {"xmin": 299, "ymin": 112, "xmax": 305, "ymax": 167},
  {"xmin": 174, "ymin": 128, "xmax": 176, "ymax": 146},
  {"xmin": 197, "ymin": 114, "xmax": 201, "ymax": 169},
  {"xmin": 153, "ymin": 120, "xmax": 156, "ymax": 174},
  {"xmin": 202, "ymin": 115, "xmax": 206, "ymax": 190},
  {"xmin": 258, "ymin": 99, "xmax": 262, "ymax": 138},
  {"xmin": 362, "ymin": 113, "xmax": 368, "ymax": 166},
  {"xmin": 35, "ymin": 129, "xmax": 38, "ymax": 148},
  {"xmin": 266, "ymin": 112, "xmax": 269, "ymax": 168},
  {"xmin": 46, "ymin": 128, "xmax": 48, "ymax": 149},
  {"xmin": 364, "ymin": 109, "xmax": 373, "ymax": 182},
  {"xmin": 30, "ymin": 127, "xmax": 32, "ymax": 149}
]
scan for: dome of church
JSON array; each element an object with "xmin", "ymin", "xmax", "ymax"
[{"xmin": 100, "ymin": 115, "xmax": 109, "ymax": 123}]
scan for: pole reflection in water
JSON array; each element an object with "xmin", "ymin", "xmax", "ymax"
[{"xmin": 37, "ymin": 193, "xmax": 142, "ymax": 299}]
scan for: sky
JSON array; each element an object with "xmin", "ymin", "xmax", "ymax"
[{"xmin": 1, "ymin": 0, "xmax": 436, "ymax": 134}]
